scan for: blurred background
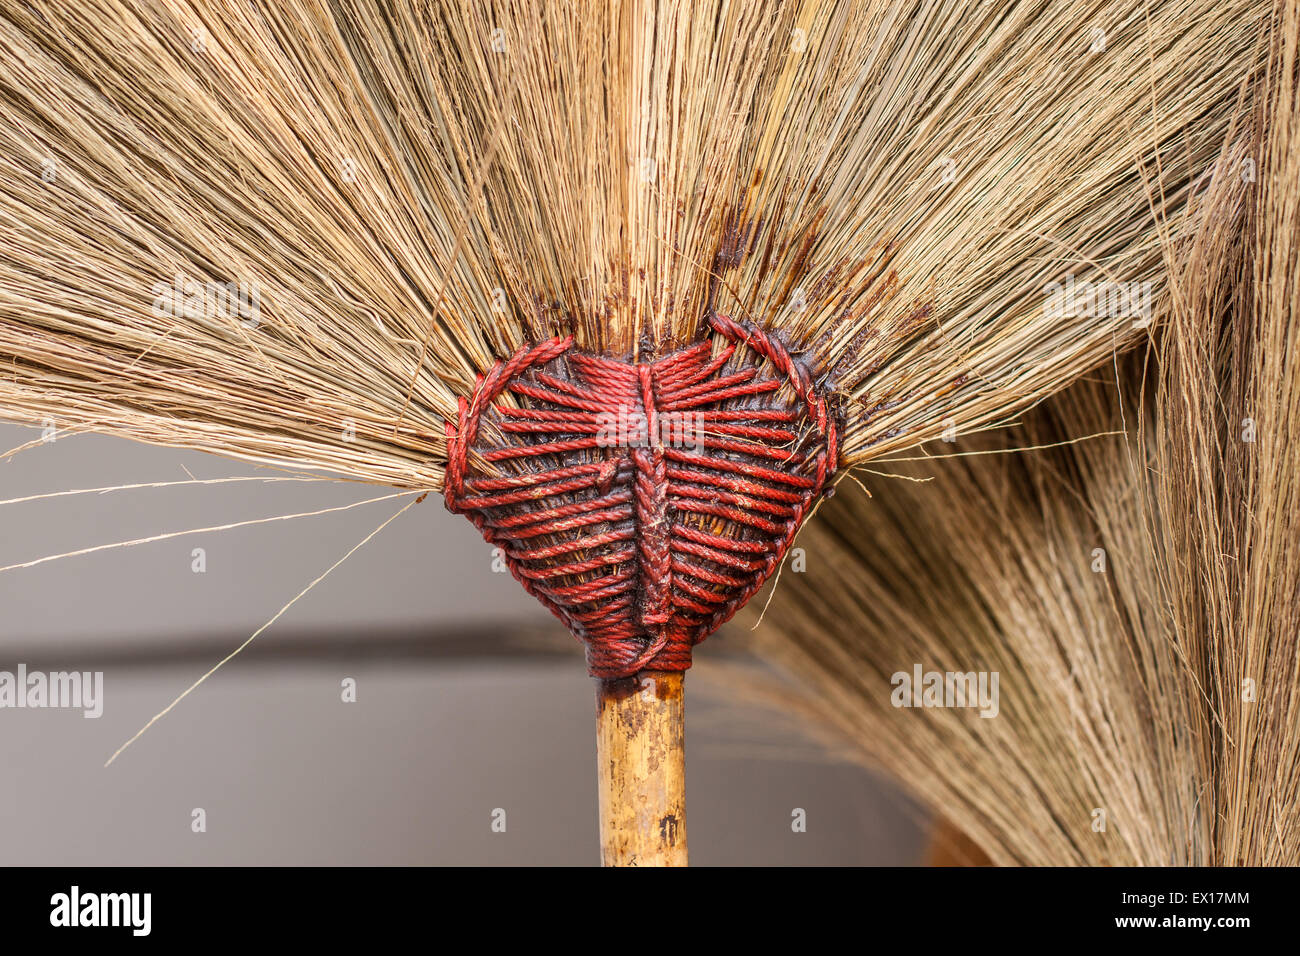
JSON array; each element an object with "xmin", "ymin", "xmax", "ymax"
[{"xmin": 0, "ymin": 422, "xmax": 926, "ymax": 864}]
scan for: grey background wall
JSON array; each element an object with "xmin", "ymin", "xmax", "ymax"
[{"xmin": 0, "ymin": 422, "xmax": 925, "ymax": 865}]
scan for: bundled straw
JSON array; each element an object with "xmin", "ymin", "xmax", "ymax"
[
  {"xmin": 0, "ymin": 0, "xmax": 1267, "ymax": 484},
  {"xmin": 749, "ymin": 15, "xmax": 1300, "ymax": 861},
  {"xmin": 0, "ymin": 0, "xmax": 1284, "ymax": 863}
]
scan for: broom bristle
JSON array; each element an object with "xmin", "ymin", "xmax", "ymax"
[
  {"xmin": 748, "ymin": 38, "xmax": 1300, "ymax": 861},
  {"xmin": 0, "ymin": 0, "xmax": 1267, "ymax": 487},
  {"xmin": 1, "ymin": 1, "xmax": 1293, "ymax": 856}
]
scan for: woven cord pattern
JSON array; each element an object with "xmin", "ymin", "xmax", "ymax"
[{"xmin": 444, "ymin": 312, "xmax": 839, "ymax": 678}]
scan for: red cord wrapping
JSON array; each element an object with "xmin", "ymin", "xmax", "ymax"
[{"xmin": 444, "ymin": 312, "xmax": 839, "ymax": 678}]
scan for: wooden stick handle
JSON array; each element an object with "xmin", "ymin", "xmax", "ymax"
[{"xmin": 596, "ymin": 670, "xmax": 688, "ymax": 866}]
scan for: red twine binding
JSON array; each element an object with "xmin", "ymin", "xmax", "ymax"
[{"xmin": 444, "ymin": 312, "xmax": 840, "ymax": 678}]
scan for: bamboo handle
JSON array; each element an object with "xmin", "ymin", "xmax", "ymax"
[{"xmin": 596, "ymin": 670, "xmax": 688, "ymax": 866}]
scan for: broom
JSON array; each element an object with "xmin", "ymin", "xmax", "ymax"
[
  {"xmin": 749, "ymin": 25, "xmax": 1300, "ymax": 862},
  {"xmin": 0, "ymin": 0, "xmax": 1266, "ymax": 864}
]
